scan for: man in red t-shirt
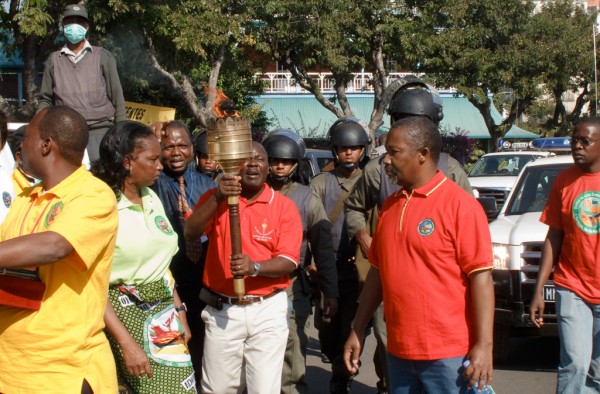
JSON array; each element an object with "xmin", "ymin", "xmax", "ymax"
[
  {"xmin": 343, "ymin": 117, "xmax": 494, "ymax": 393},
  {"xmin": 185, "ymin": 141, "xmax": 302, "ymax": 394},
  {"xmin": 531, "ymin": 117, "xmax": 600, "ymax": 393}
]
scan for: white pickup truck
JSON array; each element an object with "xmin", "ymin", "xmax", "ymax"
[{"xmin": 489, "ymin": 155, "xmax": 573, "ymax": 362}]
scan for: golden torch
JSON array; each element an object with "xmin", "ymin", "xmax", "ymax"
[{"xmin": 206, "ymin": 115, "xmax": 253, "ymax": 300}]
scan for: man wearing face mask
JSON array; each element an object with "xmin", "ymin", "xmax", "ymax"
[{"xmin": 37, "ymin": 4, "xmax": 126, "ymax": 162}]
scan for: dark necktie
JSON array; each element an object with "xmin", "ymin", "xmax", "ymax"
[{"xmin": 178, "ymin": 176, "xmax": 203, "ymax": 263}]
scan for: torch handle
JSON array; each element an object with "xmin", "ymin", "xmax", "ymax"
[{"xmin": 228, "ymin": 195, "xmax": 245, "ymax": 300}]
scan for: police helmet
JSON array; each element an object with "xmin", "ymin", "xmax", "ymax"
[
  {"xmin": 262, "ymin": 129, "xmax": 306, "ymax": 161},
  {"xmin": 388, "ymin": 77, "xmax": 444, "ymax": 125},
  {"xmin": 193, "ymin": 130, "xmax": 208, "ymax": 156},
  {"xmin": 327, "ymin": 117, "xmax": 371, "ymax": 168},
  {"xmin": 263, "ymin": 134, "xmax": 303, "ymax": 162},
  {"xmin": 327, "ymin": 117, "xmax": 371, "ymax": 149}
]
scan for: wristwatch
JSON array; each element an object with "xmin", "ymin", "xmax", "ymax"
[
  {"xmin": 175, "ymin": 303, "xmax": 187, "ymax": 313},
  {"xmin": 251, "ymin": 262, "xmax": 261, "ymax": 277}
]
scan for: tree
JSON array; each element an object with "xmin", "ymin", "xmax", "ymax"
[
  {"xmin": 1, "ymin": 0, "xmax": 266, "ymax": 129},
  {"xmin": 0, "ymin": 0, "xmax": 69, "ymax": 118},
  {"xmin": 518, "ymin": 0, "xmax": 596, "ymax": 134},
  {"xmin": 249, "ymin": 0, "xmax": 412, "ymax": 141},
  {"xmin": 410, "ymin": 0, "xmax": 537, "ymax": 149},
  {"xmin": 90, "ymin": 0, "xmax": 266, "ymax": 130}
]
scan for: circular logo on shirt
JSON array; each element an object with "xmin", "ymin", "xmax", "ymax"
[
  {"xmin": 155, "ymin": 216, "xmax": 174, "ymax": 235},
  {"xmin": 573, "ymin": 191, "xmax": 600, "ymax": 235},
  {"xmin": 417, "ymin": 218, "xmax": 435, "ymax": 236},
  {"xmin": 2, "ymin": 191, "xmax": 11, "ymax": 208},
  {"xmin": 44, "ymin": 201, "xmax": 64, "ymax": 228}
]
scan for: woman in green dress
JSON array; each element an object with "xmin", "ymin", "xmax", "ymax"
[{"xmin": 92, "ymin": 121, "xmax": 197, "ymax": 393}]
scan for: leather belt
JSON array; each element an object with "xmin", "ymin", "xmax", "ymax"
[{"xmin": 212, "ymin": 288, "xmax": 283, "ymax": 306}]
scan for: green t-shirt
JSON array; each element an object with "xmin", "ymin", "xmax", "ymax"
[{"xmin": 110, "ymin": 187, "xmax": 178, "ymax": 285}]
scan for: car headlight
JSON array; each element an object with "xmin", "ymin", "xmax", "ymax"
[{"xmin": 492, "ymin": 243, "xmax": 509, "ymax": 270}]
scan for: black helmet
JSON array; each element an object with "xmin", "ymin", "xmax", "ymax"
[
  {"xmin": 263, "ymin": 134, "xmax": 303, "ymax": 162},
  {"xmin": 388, "ymin": 77, "xmax": 444, "ymax": 125},
  {"xmin": 262, "ymin": 129, "xmax": 306, "ymax": 184},
  {"xmin": 327, "ymin": 117, "xmax": 371, "ymax": 169},
  {"xmin": 262, "ymin": 129, "xmax": 306, "ymax": 161},
  {"xmin": 193, "ymin": 130, "xmax": 208, "ymax": 156},
  {"xmin": 327, "ymin": 117, "xmax": 371, "ymax": 149}
]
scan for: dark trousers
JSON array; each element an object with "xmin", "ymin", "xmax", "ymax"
[{"xmin": 317, "ymin": 272, "xmax": 359, "ymax": 393}]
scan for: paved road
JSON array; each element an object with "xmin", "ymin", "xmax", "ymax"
[{"xmin": 305, "ymin": 322, "xmax": 559, "ymax": 393}]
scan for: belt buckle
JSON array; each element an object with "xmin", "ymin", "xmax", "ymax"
[{"xmin": 239, "ymin": 295, "xmax": 261, "ymax": 305}]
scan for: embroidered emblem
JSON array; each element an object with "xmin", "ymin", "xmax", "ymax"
[
  {"xmin": 417, "ymin": 218, "xmax": 435, "ymax": 236},
  {"xmin": 573, "ymin": 191, "xmax": 600, "ymax": 235},
  {"xmin": 44, "ymin": 201, "xmax": 64, "ymax": 227},
  {"xmin": 155, "ymin": 216, "xmax": 174, "ymax": 235},
  {"xmin": 253, "ymin": 218, "xmax": 274, "ymax": 241},
  {"xmin": 2, "ymin": 191, "xmax": 11, "ymax": 208}
]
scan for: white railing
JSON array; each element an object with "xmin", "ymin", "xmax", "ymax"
[{"xmin": 256, "ymin": 71, "xmax": 456, "ymax": 94}]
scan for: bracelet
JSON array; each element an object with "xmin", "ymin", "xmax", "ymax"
[{"xmin": 175, "ymin": 303, "xmax": 187, "ymax": 313}]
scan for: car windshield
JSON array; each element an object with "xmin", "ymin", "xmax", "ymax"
[
  {"xmin": 469, "ymin": 154, "xmax": 539, "ymax": 177},
  {"xmin": 504, "ymin": 163, "xmax": 571, "ymax": 215}
]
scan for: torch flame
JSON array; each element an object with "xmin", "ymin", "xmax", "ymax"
[{"xmin": 204, "ymin": 85, "xmax": 240, "ymax": 118}]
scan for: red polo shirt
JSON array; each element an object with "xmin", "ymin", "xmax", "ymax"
[
  {"xmin": 195, "ymin": 185, "xmax": 302, "ymax": 296},
  {"xmin": 369, "ymin": 170, "xmax": 492, "ymax": 360},
  {"xmin": 541, "ymin": 166, "xmax": 600, "ymax": 303}
]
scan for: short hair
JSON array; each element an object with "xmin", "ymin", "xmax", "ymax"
[
  {"xmin": 574, "ymin": 116, "xmax": 600, "ymax": 132},
  {"xmin": 164, "ymin": 120, "xmax": 193, "ymax": 142},
  {"xmin": 38, "ymin": 106, "xmax": 88, "ymax": 166},
  {"xmin": 390, "ymin": 116, "xmax": 442, "ymax": 164},
  {"xmin": 91, "ymin": 121, "xmax": 155, "ymax": 197}
]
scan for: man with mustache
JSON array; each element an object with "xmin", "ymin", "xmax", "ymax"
[{"xmin": 344, "ymin": 117, "xmax": 494, "ymax": 393}]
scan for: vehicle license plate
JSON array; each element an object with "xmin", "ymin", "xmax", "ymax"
[{"xmin": 543, "ymin": 285, "xmax": 555, "ymax": 302}]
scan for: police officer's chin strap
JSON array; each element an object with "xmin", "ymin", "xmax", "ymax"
[
  {"xmin": 268, "ymin": 163, "xmax": 298, "ymax": 184},
  {"xmin": 335, "ymin": 147, "xmax": 364, "ymax": 170}
]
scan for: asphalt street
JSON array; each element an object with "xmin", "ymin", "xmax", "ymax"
[{"xmin": 305, "ymin": 322, "xmax": 559, "ymax": 393}]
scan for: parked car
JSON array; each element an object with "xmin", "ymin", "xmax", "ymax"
[
  {"xmin": 489, "ymin": 154, "xmax": 574, "ymax": 362},
  {"xmin": 469, "ymin": 151, "xmax": 554, "ymax": 219},
  {"xmin": 302, "ymin": 148, "xmax": 334, "ymax": 183}
]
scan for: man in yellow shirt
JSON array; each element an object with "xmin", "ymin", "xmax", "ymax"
[{"xmin": 0, "ymin": 106, "xmax": 119, "ymax": 394}]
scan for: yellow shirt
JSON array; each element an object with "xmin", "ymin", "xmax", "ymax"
[
  {"xmin": 0, "ymin": 166, "xmax": 119, "ymax": 394},
  {"xmin": 11, "ymin": 166, "xmax": 34, "ymax": 195}
]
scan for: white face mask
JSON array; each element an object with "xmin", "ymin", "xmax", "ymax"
[{"xmin": 63, "ymin": 23, "xmax": 87, "ymax": 44}]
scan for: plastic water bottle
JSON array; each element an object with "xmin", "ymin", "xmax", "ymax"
[{"xmin": 462, "ymin": 360, "xmax": 496, "ymax": 393}]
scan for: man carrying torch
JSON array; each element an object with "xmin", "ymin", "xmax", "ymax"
[{"xmin": 184, "ymin": 115, "xmax": 302, "ymax": 393}]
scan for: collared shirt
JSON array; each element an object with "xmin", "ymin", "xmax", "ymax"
[
  {"xmin": 0, "ymin": 165, "xmax": 118, "ymax": 393},
  {"xmin": 196, "ymin": 185, "xmax": 302, "ymax": 297},
  {"xmin": 541, "ymin": 165, "xmax": 600, "ymax": 303},
  {"xmin": 110, "ymin": 187, "xmax": 178, "ymax": 285},
  {"xmin": 369, "ymin": 170, "xmax": 492, "ymax": 360},
  {"xmin": 151, "ymin": 168, "xmax": 216, "ymax": 285},
  {"xmin": 60, "ymin": 40, "xmax": 93, "ymax": 64}
]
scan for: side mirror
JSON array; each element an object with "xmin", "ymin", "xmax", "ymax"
[{"xmin": 477, "ymin": 197, "xmax": 499, "ymax": 222}]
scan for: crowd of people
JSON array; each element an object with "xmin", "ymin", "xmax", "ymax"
[{"xmin": 1, "ymin": 4, "xmax": 599, "ymax": 394}]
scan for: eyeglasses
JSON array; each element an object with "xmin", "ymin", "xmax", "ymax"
[{"xmin": 570, "ymin": 137, "xmax": 600, "ymax": 147}]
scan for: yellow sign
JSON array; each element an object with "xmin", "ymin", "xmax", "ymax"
[{"xmin": 124, "ymin": 101, "xmax": 176, "ymax": 125}]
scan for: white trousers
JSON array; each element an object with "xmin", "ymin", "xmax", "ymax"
[{"xmin": 201, "ymin": 290, "xmax": 291, "ymax": 394}]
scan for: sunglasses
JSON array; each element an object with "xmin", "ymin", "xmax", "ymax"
[{"xmin": 570, "ymin": 137, "xmax": 600, "ymax": 147}]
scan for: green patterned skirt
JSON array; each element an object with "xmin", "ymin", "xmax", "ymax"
[{"xmin": 107, "ymin": 279, "xmax": 197, "ymax": 394}]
